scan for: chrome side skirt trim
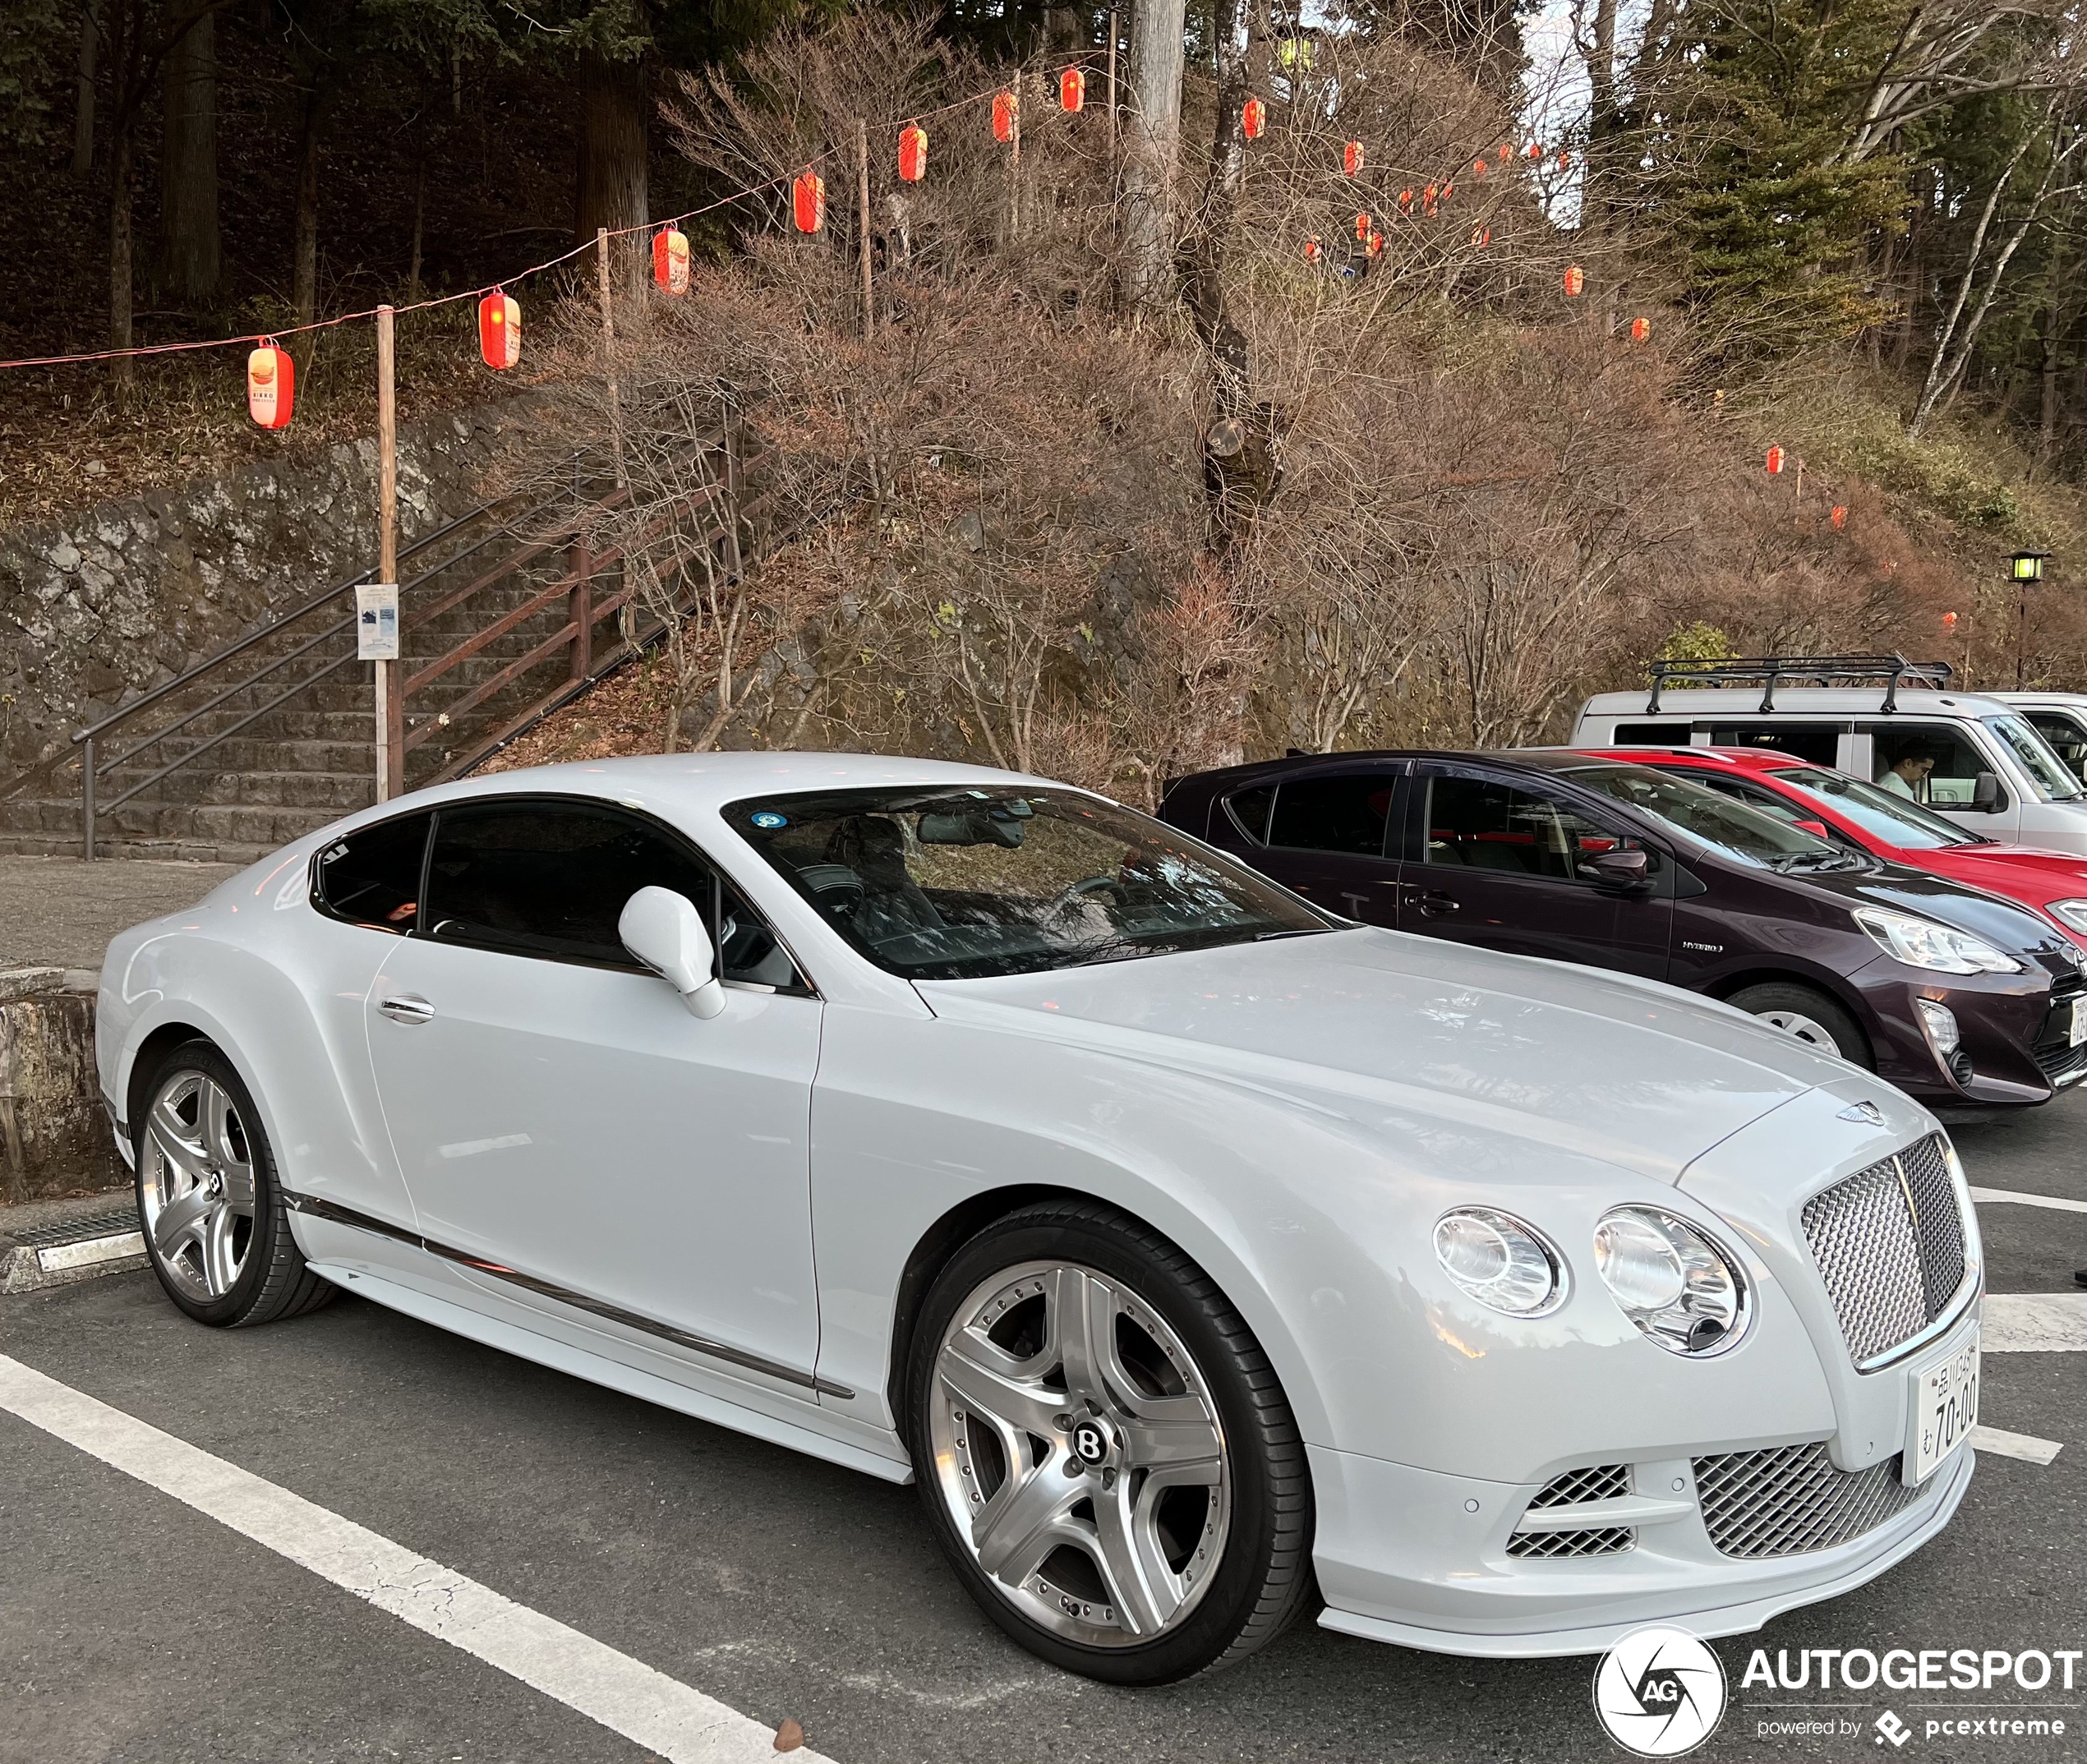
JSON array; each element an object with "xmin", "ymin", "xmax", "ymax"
[{"xmin": 283, "ymin": 1191, "xmax": 853, "ymax": 1398}]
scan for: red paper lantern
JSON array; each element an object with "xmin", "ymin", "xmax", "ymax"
[
  {"xmin": 1630, "ymin": 315, "xmax": 1650, "ymax": 342},
  {"xmin": 993, "ymin": 90, "xmax": 1018, "ymax": 143},
  {"xmin": 477, "ymin": 290, "xmax": 519, "ymax": 370},
  {"xmin": 899, "ymin": 123, "xmax": 928, "ymax": 182},
  {"xmin": 1242, "ymin": 96, "xmax": 1265, "ymax": 140},
  {"xmin": 246, "ymin": 339, "xmax": 293, "ymax": 430},
  {"xmin": 1766, "ymin": 445, "xmax": 1785, "ymax": 475},
  {"xmin": 1831, "ymin": 505, "xmax": 1849, "ymax": 529},
  {"xmin": 1942, "ymin": 610, "xmax": 1958, "ymax": 629},
  {"xmin": 1473, "ymin": 157, "xmax": 1487, "ymax": 178},
  {"xmin": 1303, "ymin": 234, "xmax": 1322, "ymax": 263},
  {"xmin": 1366, "ymin": 231, "xmax": 1383, "ymax": 258},
  {"xmin": 1498, "ymin": 141, "xmax": 1512, "ymax": 161},
  {"xmin": 1061, "ymin": 66, "xmax": 1085, "ymax": 112},
  {"xmin": 1343, "ymin": 140, "xmax": 1364, "ymax": 175},
  {"xmin": 652, "ymin": 226, "xmax": 689, "ymax": 295},
  {"xmin": 1563, "ymin": 264, "xmax": 1584, "ymax": 297},
  {"xmin": 793, "ymin": 171, "xmax": 825, "ymax": 233},
  {"xmin": 1527, "ymin": 141, "xmax": 1543, "ymax": 159},
  {"xmin": 1355, "ymin": 210, "xmax": 1371, "ymax": 241}
]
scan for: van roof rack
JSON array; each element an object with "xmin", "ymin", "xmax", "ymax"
[{"xmin": 1644, "ymin": 654, "xmax": 1954, "ymax": 715}]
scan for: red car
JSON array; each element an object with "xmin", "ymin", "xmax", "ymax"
[{"xmin": 1581, "ymin": 745, "xmax": 2087, "ymax": 953}]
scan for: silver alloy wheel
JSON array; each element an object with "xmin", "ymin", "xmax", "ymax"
[
  {"xmin": 1755, "ymin": 1007, "xmax": 1844, "ymax": 1053},
  {"xmin": 928, "ymin": 1260, "xmax": 1231, "ymax": 1647},
  {"xmin": 139, "ymin": 1070, "xmax": 257, "ymax": 1302}
]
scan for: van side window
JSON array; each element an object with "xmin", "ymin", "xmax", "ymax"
[
  {"xmin": 2024, "ymin": 711, "xmax": 2087, "ymax": 783},
  {"xmin": 1611, "ymin": 723, "xmax": 1692, "ymax": 746},
  {"xmin": 312, "ymin": 813, "xmax": 432, "ymax": 932},
  {"xmin": 1857, "ymin": 724, "xmax": 2006, "ymax": 812},
  {"xmin": 1707, "ymin": 725, "xmax": 1842, "ymax": 765}
]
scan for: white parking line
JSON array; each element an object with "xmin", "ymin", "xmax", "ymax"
[
  {"xmin": 1982, "ymin": 1293, "xmax": 2087, "ymax": 1352},
  {"xmin": 1970, "ymin": 1186, "xmax": 2087, "ymax": 1215},
  {"xmin": 0, "ymin": 1354, "xmax": 831, "ymax": 1764},
  {"xmin": 1967, "ymin": 1425, "xmax": 2065, "ymax": 1466}
]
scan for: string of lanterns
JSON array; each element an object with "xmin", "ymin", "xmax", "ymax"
[{"xmin": 22, "ymin": 63, "xmax": 1651, "ymax": 437}]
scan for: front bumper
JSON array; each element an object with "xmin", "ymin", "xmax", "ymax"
[
  {"xmin": 1857, "ymin": 960, "xmax": 2085, "ymax": 1106},
  {"xmin": 1313, "ymin": 1439, "xmax": 1973, "ymax": 1657}
]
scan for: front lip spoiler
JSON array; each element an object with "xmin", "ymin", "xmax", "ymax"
[{"xmin": 283, "ymin": 1191, "xmax": 854, "ymax": 1398}]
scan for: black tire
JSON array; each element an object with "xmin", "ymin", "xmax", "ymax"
[
  {"xmin": 904, "ymin": 1199, "xmax": 1313, "ymax": 1685},
  {"xmin": 1726, "ymin": 982, "xmax": 1872, "ymax": 1068},
  {"xmin": 131, "ymin": 1039, "xmax": 336, "ymax": 1328}
]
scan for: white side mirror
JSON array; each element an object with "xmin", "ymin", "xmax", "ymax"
[{"xmin": 619, "ymin": 886, "xmax": 726, "ymax": 1020}]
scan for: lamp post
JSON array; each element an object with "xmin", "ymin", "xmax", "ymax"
[{"xmin": 2011, "ymin": 550, "xmax": 2052, "ymax": 689}]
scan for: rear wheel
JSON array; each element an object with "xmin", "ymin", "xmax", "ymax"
[
  {"xmin": 1726, "ymin": 982, "xmax": 1871, "ymax": 1067},
  {"xmin": 905, "ymin": 1200, "xmax": 1312, "ymax": 1684},
  {"xmin": 133, "ymin": 1040, "xmax": 335, "ymax": 1327}
]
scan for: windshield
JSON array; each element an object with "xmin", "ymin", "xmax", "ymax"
[
  {"xmin": 1554, "ymin": 762, "xmax": 1859, "ymax": 870},
  {"xmin": 1768, "ymin": 766, "xmax": 1983, "ymax": 850},
  {"xmin": 1983, "ymin": 715, "xmax": 2086, "ymax": 802},
  {"xmin": 725, "ymin": 785, "xmax": 1336, "ymax": 980}
]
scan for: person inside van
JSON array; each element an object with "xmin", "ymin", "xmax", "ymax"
[{"xmin": 1877, "ymin": 739, "xmax": 1939, "ymax": 800}]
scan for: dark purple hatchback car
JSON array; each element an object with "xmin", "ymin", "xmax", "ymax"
[{"xmin": 1159, "ymin": 749, "xmax": 2086, "ymax": 1108}]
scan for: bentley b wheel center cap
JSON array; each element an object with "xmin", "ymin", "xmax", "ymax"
[{"xmin": 1070, "ymin": 1412, "xmax": 1119, "ymax": 1472}]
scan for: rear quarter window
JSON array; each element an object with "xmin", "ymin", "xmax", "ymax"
[{"xmin": 312, "ymin": 813, "xmax": 431, "ymax": 932}]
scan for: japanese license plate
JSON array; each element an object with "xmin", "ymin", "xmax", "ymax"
[
  {"xmin": 1905, "ymin": 1329, "xmax": 1979, "ymax": 1485},
  {"xmin": 2071, "ymin": 1001, "xmax": 2087, "ymax": 1047}
]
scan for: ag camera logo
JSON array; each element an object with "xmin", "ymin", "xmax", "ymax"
[{"xmin": 1593, "ymin": 1625, "xmax": 1729, "ymax": 1757}]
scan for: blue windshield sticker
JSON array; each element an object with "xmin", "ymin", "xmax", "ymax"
[{"xmin": 750, "ymin": 811, "xmax": 788, "ymax": 829}]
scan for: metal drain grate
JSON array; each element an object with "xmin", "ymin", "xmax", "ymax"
[{"xmin": 8, "ymin": 1208, "xmax": 139, "ymax": 1250}]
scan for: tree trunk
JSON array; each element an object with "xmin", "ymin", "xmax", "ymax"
[
  {"xmin": 1122, "ymin": 0, "xmax": 1187, "ymax": 306},
  {"xmin": 406, "ymin": 156, "xmax": 426, "ymax": 301},
  {"xmin": 159, "ymin": 8, "xmax": 220, "ymax": 304},
  {"xmin": 108, "ymin": 121, "xmax": 135, "ymax": 395},
  {"xmin": 72, "ymin": 0, "xmax": 101, "ymax": 178},
  {"xmin": 292, "ymin": 77, "xmax": 324, "ymax": 343},
  {"xmin": 574, "ymin": 52, "xmax": 649, "ymax": 278}
]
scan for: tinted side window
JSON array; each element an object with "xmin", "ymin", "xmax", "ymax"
[
  {"xmin": 1421, "ymin": 777, "xmax": 1639, "ymax": 882},
  {"xmin": 1224, "ymin": 783, "xmax": 1276, "ymax": 843},
  {"xmin": 1269, "ymin": 775, "xmax": 1393, "ymax": 856},
  {"xmin": 1612, "ymin": 722, "xmax": 1692, "ymax": 746},
  {"xmin": 1707, "ymin": 724, "xmax": 1842, "ymax": 765},
  {"xmin": 423, "ymin": 799, "xmax": 803, "ymax": 988},
  {"xmin": 2025, "ymin": 711, "xmax": 2087, "ymax": 781},
  {"xmin": 313, "ymin": 813, "xmax": 431, "ymax": 932}
]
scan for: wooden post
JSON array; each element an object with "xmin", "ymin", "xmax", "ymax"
[
  {"xmin": 1008, "ymin": 81, "xmax": 1022, "ymax": 239},
  {"xmin": 596, "ymin": 226, "xmax": 628, "ymax": 490},
  {"xmin": 568, "ymin": 538, "xmax": 593, "ymax": 681},
  {"xmin": 855, "ymin": 118, "xmax": 873, "ymax": 338},
  {"xmin": 375, "ymin": 303, "xmax": 403, "ymax": 803},
  {"xmin": 1107, "ymin": 12, "xmax": 1119, "ymax": 162}
]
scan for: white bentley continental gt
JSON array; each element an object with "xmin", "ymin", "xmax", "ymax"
[{"xmin": 95, "ymin": 753, "xmax": 1983, "ymax": 1683}]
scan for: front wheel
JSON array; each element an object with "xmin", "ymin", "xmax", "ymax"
[
  {"xmin": 1726, "ymin": 982, "xmax": 1872, "ymax": 1068},
  {"xmin": 905, "ymin": 1200, "xmax": 1313, "ymax": 1684},
  {"xmin": 133, "ymin": 1039, "xmax": 336, "ymax": 1327}
]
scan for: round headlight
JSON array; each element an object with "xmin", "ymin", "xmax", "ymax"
[
  {"xmin": 1433, "ymin": 1208, "xmax": 1568, "ymax": 1317},
  {"xmin": 1593, "ymin": 1207, "xmax": 1750, "ymax": 1356}
]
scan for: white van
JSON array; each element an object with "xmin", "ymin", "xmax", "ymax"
[
  {"xmin": 1571, "ymin": 656, "xmax": 2087, "ymax": 854},
  {"xmin": 1992, "ymin": 692, "xmax": 2087, "ymax": 786}
]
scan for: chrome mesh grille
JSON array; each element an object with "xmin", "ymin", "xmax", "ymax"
[
  {"xmin": 1528, "ymin": 1463, "xmax": 1629, "ymax": 1508},
  {"xmin": 1694, "ymin": 1443, "xmax": 1922, "ymax": 1558},
  {"xmin": 1507, "ymin": 1464, "xmax": 1635, "ymax": 1559},
  {"xmin": 1801, "ymin": 1135, "xmax": 1966, "ymax": 1364},
  {"xmin": 1507, "ymin": 1526, "xmax": 1634, "ymax": 1559}
]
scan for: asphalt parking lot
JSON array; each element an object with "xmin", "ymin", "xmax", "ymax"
[{"xmin": 2, "ymin": 1098, "xmax": 2082, "ymax": 1764}]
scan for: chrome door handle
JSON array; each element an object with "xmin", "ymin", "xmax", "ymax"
[
  {"xmin": 1405, "ymin": 889, "xmax": 1461, "ymax": 916},
  {"xmin": 378, "ymin": 994, "xmax": 435, "ymax": 1025}
]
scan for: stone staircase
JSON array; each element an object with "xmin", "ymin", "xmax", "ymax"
[{"xmin": 0, "ymin": 485, "xmax": 647, "ymax": 865}]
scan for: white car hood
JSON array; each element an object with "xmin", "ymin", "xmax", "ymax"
[{"xmin": 915, "ymin": 927, "xmax": 1848, "ymax": 1186}]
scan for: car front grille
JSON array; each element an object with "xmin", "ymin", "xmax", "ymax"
[
  {"xmin": 1694, "ymin": 1443, "xmax": 1923, "ymax": 1558},
  {"xmin": 1801, "ymin": 1134, "xmax": 1967, "ymax": 1365},
  {"xmin": 2034, "ymin": 974, "xmax": 2087, "ymax": 1085},
  {"xmin": 1506, "ymin": 1463, "xmax": 1635, "ymax": 1559}
]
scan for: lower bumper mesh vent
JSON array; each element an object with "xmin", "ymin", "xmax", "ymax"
[
  {"xmin": 1694, "ymin": 1443, "xmax": 1923, "ymax": 1558},
  {"xmin": 1507, "ymin": 1463, "xmax": 1635, "ymax": 1559}
]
